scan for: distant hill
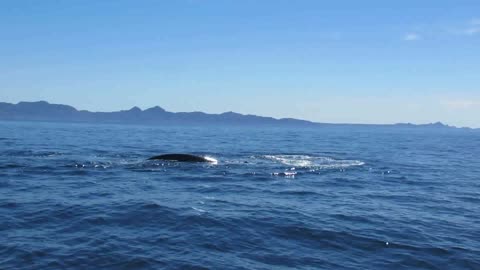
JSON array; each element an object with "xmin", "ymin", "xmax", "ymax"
[
  {"xmin": 0, "ymin": 101, "xmax": 471, "ymax": 129},
  {"xmin": 0, "ymin": 101, "xmax": 315, "ymax": 126}
]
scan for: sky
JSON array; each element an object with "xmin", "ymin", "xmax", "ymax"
[{"xmin": 1, "ymin": 0, "xmax": 479, "ymax": 127}]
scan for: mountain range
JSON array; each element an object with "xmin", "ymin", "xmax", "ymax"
[{"xmin": 0, "ymin": 101, "xmax": 471, "ymax": 129}]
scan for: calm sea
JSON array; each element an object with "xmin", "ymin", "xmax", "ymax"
[{"xmin": 1, "ymin": 121, "xmax": 479, "ymax": 269}]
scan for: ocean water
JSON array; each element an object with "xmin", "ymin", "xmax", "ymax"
[{"xmin": 1, "ymin": 121, "xmax": 479, "ymax": 270}]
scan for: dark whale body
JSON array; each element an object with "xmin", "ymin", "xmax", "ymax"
[{"xmin": 148, "ymin": 154, "xmax": 215, "ymax": 163}]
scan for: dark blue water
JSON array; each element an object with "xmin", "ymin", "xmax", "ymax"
[{"xmin": 1, "ymin": 121, "xmax": 479, "ymax": 269}]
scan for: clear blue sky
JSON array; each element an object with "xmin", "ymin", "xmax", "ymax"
[{"xmin": 1, "ymin": 1, "xmax": 479, "ymax": 127}]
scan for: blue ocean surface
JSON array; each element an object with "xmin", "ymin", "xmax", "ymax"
[{"xmin": 1, "ymin": 121, "xmax": 479, "ymax": 270}]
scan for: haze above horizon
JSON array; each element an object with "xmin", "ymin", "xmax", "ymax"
[{"xmin": 1, "ymin": 1, "xmax": 479, "ymax": 128}]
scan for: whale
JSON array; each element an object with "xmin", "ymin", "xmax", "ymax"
[{"xmin": 148, "ymin": 154, "xmax": 217, "ymax": 163}]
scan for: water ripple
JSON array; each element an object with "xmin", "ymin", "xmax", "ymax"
[{"xmin": 1, "ymin": 123, "xmax": 479, "ymax": 269}]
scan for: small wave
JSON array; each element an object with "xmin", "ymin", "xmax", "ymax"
[
  {"xmin": 68, "ymin": 161, "xmax": 113, "ymax": 169},
  {"xmin": 0, "ymin": 163, "xmax": 24, "ymax": 169},
  {"xmin": 2, "ymin": 150, "xmax": 64, "ymax": 158},
  {"xmin": 2, "ymin": 150, "xmax": 33, "ymax": 157},
  {"xmin": 278, "ymin": 190, "xmax": 319, "ymax": 195},
  {"xmin": 192, "ymin": 207, "xmax": 207, "ymax": 213},
  {"xmin": 33, "ymin": 151, "xmax": 64, "ymax": 157},
  {"xmin": 0, "ymin": 201, "xmax": 18, "ymax": 208}
]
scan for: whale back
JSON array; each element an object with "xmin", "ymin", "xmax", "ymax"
[{"xmin": 148, "ymin": 154, "xmax": 211, "ymax": 162}]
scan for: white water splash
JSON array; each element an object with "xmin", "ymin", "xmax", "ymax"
[
  {"xmin": 202, "ymin": 156, "xmax": 218, "ymax": 165},
  {"xmin": 263, "ymin": 155, "xmax": 314, "ymax": 167},
  {"xmin": 263, "ymin": 155, "xmax": 364, "ymax": 169},
  {"xmin": 272, "ymin": 171, "xmax": 297, "ymax": 178}
]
